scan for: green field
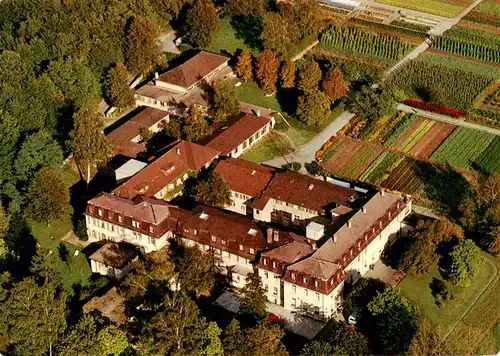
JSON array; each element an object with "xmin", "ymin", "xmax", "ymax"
[
  {"xmin": 399, "ymin": 253, "xmax": 499, "ymax": 353},
  {"xmin": 473, "ymin": 136, "xmax": 500, "ymax": 173},
  {"xmin": 205, "ymin": 17, "xmax": 254, "ymax": 56},
  {"xmin": 235, "ymin": 81, "xmax": 282, "ymax": 111},
  {"xmin": 373, "ymin": 0, "xmax": 467, "ymax": 17},
  {"xmin": 474, "ymin": 0, "xmax": 500, "ymax": 15},
  {"xmin": 339, "ymin": 146, "xmax": 382, "ymax": 179},
  {"xmin": 240, "ymin": 131, "xmax": 293, "ymax": 163},
  {"xmin": 417, "ymin": 52, "xmax": 500, "ymax": 79},
  {"xmin": 430, "ymin": 127, "xmax": 496, "ymax": 170},
  {"xmin": 360, "ymin": 151, "xmax": 404, "ymax": 183}
]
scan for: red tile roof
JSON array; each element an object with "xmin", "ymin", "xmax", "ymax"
[
  {"xmin": 107, "ymin": 108, "xmax": 169, "ymax": 158},
  {"xmin": 205, "ymin": 113, "xmax": 271, "ymax": 156},
  {"xmin": 158, "ymin": 51, "xmax": 229, "ymax": 89},
  {"xmin": 214, "ymin": 158, "xmax": 274, "ymax": 197},
  {"xmin": 260, "ymin": 234, "xmax": 315, "ymax": 265},
  {"xmin": 113, "ymin": 140, "xmax": 219, "ymax": 199},
  {"xmin": 251, "ymin": 172, "xmax": 358, "ymax": 213}
]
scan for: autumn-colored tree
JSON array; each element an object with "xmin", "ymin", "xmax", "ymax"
[
  {"xmin": 225, "ymin": 0, "xmax": 266, "ymax": 16},
  {"xmin": 125, "ymin": 16, "xmax": 163, "ymax": 75},
  {"xmin": 322, "ymin": 68, "xmax": 348, "ymax": 101},
  {"xmin": 25, "ymin": 168, "xmax": 70, "ymax": 225},
  {"xmin": 296, "ymin": 92, "xmax": 331, "ymax": 126},
  {"xmin": 297, "ymin": 60, "xmax": 322, "ymax": 94},
  {"xmin": 292, "ymin": 0, "xmax": 321, "ymax": 39},
  {"xmin": 255, "ymin": 50, "xmax": 280, "ymax": 94},
  {"xmin": 211, "ymin": 79, "xmax": 240, "ymax": 123},
  {"xmin": 185, "ymin": 0, "xmax": 219, "ymax": 48},
  {"xmin": 195, "ymin": 171, "xmax": 231, "ymax": 208},
  {"xmin": 280, "ymin": 60, "xmax": 296, "ymax": 88},
  {"xmin": 261, "ymin": 13, "xmax": 296, "ymax": 57},
  {"xmin": 178, "ymin": 245, "xmax": 216, "ymax": 294},
  {"xmin": 103, "ymin": 64, "xmax": 135, "ymax": 109},
  {"xmin": 183, "ymin": 105, "xmax": 212, "ymax": 142},
  {"xmin": 408, "ymin": 319, "xmax": 450, "ymax": 356},
  {"xmin": 235, "ymin": 50, "xmax": 253, "ymax": 82}
]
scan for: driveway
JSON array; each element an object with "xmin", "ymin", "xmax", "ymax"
[{"xmin": 158, "ymin": 31, "xmax": 180, "ymax": 54}]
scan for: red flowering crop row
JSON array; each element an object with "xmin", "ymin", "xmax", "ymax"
[{"xmin": 404, "ymin": 99, "xmax": 465, "ymax": 118}]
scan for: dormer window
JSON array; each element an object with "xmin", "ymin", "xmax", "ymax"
[
  {"xmin": 118, "ymin": 215, "xmax": 123, "ymax": 223},
  {"xmin": 264, "ymin": 259, "xmax": 267, "ymax": 265},
  {"xmin": 132, "ymin": 220, "xmax": 140, "ymax": 228},
  {"xmin": 108, "ymin": 211, "xmax": 113, "ymax": 219},
  {"xmin": 211, "ymin": 235, "xmax": 216, "ymax": 242},
  {"xmin": 194, "ymin": 230, "xmax": 198, "ymax": 235},
  {"xmin": 149, "ymin": 226, "xmax": 154, "ymax": 233},
  {"xmin": 222, "ymin": 239, "xmax": 226, "ymax": 245},
  {"xmin": 291, "ymin": 273, "xmax": 296, "ymax": 280},
  {"xmin": 272, "ymin": 261, "xmax": 276, "ymax": 268},
  {"xmin": 303, "ymin": 277, "xmax": 308, "ymax": 283},
  {"xmin": 315, "ymin": 280, "xmax": 319, "ymax": 287},
  {"xmin": 239, "ymin": 244, "xmax": 244, "ymax": 251},
  {"xmin": 98, "ymin": 209, "xmax": 103, "ymax": 216},
  {"xmin": 249, "ymin": 248, "xmax": 255, "ymax": 254}
]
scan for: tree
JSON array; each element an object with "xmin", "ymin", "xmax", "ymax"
[
  {"xmin": 195, "ymin": 171, "xmax": 231, "ymax": 208},
  {"xmin": 139, "ymin": 127, "xmax": 154, "ymax": 142},
  {"xmin": 300, "ymin": 340, "xmax": 335, "ymax": 356},
  {"xmin": 201, "ymin": 322, "xmax": 224, "ymax": 356},
  {"xmin": 261, "ymin": 13, "xmax": 296, "ymax": 57},
  {"xmin": 148, "ymin": 292, "xmax": 206, "ymax": 354},
  {"xmin": 225, "ymin": 0, "xmax": 266, "ymax": 16},
  {"xmin": 296, "ymin": 92, "xmax": 331, "ymax": 126},
  {"xmin": 25, "ymin": 168, "xmax": 70, "ymax": 225},
  {"xmin": 342, "ymin": 277, "xmax": 386, "ymax": 321},
  {"xmin": 367, "ymin": 287, "xmax": 418, "ymax": 354},
  {"xmin": 347, "ymin": 85, "xmax": 395, "ymax": 122},
  {"xmin": 0, "ymin": 207, "xmax": 9, "ymax": 257},
  {"xmin": 125, "ymin": 16, "xmax": 163, "ymax": 75},
  {"xmin": 408, "ymin": 319, "xmax": 450, "ymax": 356},
  {"xmin": 235, "ymin": 50, "xmax": 254, "ymax": 82},
  {"xmin": 297, "ymin": 61, "xmax": 322, "ymax": 95},
  {"xmin": 238, "ymin": 270, "xmax": 267, "ymax": 319},
  {"xmin": 328, "ymin": 321, "xmax": 368, "ymax": 356},
  {"xmin": 68, "ymin": 104, "xmax": 112, "ymax": 184},
  {"xmin": 185, "ymin": 0, "xmax": 219, "ymax": 48},
  {"xmin": 322, "ymin": 68, "xmax": 348, "ymax": 102},
  {"xmin": 399, "ymin": 238, "xmax": 438, "ymax": 276},
  {"xmin": 162, "ymin": 116, "xmax": 183, "ymax": 139},
  {"xmin": 292, "ymin": 0, "xmax": 321, "ymax": 39},
  {"xmin": 241, "ymin": 322, "xmax": 288, "ymax": 356},
  {"xmin": 183, "ymin": 105, "xmax": 212, "ymax": 142},
  {"xmin": 222, "ymin": 319, "xmax": 243, "ymax": 355},
  {"xmin": 178, "ymin": 245, "xmax": 216, "ymax": 294},
  {"xmin": 211, "ymin": 79, "xmax": 240, "ymax": 123},
  {"xmin": 104, "ymin": 64, "xmax": 135, "ymax": 109},
  {"xmin": 255, "ymin": 50, "xmax": 280, "ymax": 94},
  {"xmin": 280, "ymin": 60, "xmax": 296, "ymax": 89},
  {"xmin": 14, "ymin": 130, "xmax": 63, "ymax": 182},
  {"xmin": 448, "ymin": 239, "xmax": 482, "ymax": 287},
  {"xmin": 97, "ymin": 326, "xmax": 129, "ymax": 356}
]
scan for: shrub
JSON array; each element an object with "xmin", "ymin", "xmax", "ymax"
[{"xmin": 75, "ymin": 219, "xmax": 89, "ymax": 241}]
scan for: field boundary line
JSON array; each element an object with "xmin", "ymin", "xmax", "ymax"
[{"xmin": 442, "ymin": 257, "xmax": 498, "ymax": 341}]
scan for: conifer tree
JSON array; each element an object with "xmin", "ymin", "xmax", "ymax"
[
  {"xmin": 235, "ymin": 50, "xmax": 253, "ymax": 82},
  {"xmin": 255, "ymin": 50, "xmax": 280, "ymax": 94}
]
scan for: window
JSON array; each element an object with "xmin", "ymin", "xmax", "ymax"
[
  {"xmin": 294, "ymin": 215, "xmax": 300, "ymax": 220},
  {"xmin": 249, "ymin": 248, "xmax": 255, "ymax": 254},
  {"xmin": 241, "ymin": 205, "xmax": 245, "ymax": 211},
  {"xmin": 305, "ymin": 289, "xmax": 308, "ymax": 297},
  {"xmin": 303, "ymin": 277, "xmax": 308, "ymax": 283},
  {"xmin": 263, "ymin": 259, "xmax": 267, "ymax": 265},
  {"xmin": 98, "ymin": 209, "xmax": 103, "ymax": 216},
  {"xmin": 149, "ymin": 226, "xmax": 154, "ymax": 233},
  {"xmin": 211, "ymin": 235, "xmax": 216, "ymax": 242},
  {"xmin": 315, "ymin": 280, "xmax": 319, "ymax": 287},
  {"xmin": 132, "ymin": 220, "xmax": 140, "ymax": 228},
  {"xmin": 91, "ymin": 230, "xmax": 96, "ymax": 237},
  {"xmin": 101, "ymin": 222, "xmax": 105, "ymax": 228},
  {"xmin": 273, "ymin": 287, "xmax": 278, "ymax": 296},
  {"xmin": 292, "ymin": 285, "xmax": 296, "ymax": 294},
  {"xmin": 118, "ymin": 215, "xmax": 123, "ymax": 223},
  {"xmin": 264, "ymin": 284, "xmax": 268, "ymax": 292},
  {"xmin": 194, "ymin": 229, "xmax": 198, "ymax": 235},
  {"xmin": 108, "ymin": 212, "xmax": 113, "ymax": 219},
  {"xmin": 222, "ymin": 239, "xmax": 226, "ymax": 245},
  {"xmin": 239, "ymin": 245, "xmax": 244, "ymax": 251},
  {"xmin": 292, "ymin": 298, "xmax": 297, "ymax": 307},
  {"xmin": 316, "ymin": 292, "xmax": 320, "ymax": 301},
  {"xmin": 256, "ymin": 210, "xmax": 260, "ymax": 215},
  {"xmin": 291, "ymin": 273, "xmax": 296, "ymax": 280},
  {"xmin": 110, "ymin": 225, "xmax": 115, "ymax": 232},
  {"xmin": 264, "ymin": 271, "xmax": 268, "ymax": 279},
  {"xmin": 272, "ymin": 261, "xmax": 276, "ymax": 268}
]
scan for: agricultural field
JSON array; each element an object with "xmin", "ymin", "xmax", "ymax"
[
  {"xmin": 372, "ymin": 0, "xmax": 473, "ymax": 17},
  {"xmin": 430, "ymin": 127, "xmax": 496, "ymax": 170},
  {"xmin": 430, "ymin": 36, "xmax": 500, "ymax": 64},
  {"xmin": 464, "ymin": 0, "xmax": 500, "ymax": 26},
  {"xmin": 475, "ymin": 81, "xmax": 500, "ymax": 114},
  {"xmin": 319, "ymin": 25, "xmax": 414, "ymax": 63},
  {"xmin": 338, "ymin": 145, "xmax": 383, "ymax": 179}
]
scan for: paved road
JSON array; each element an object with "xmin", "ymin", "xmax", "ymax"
[
  {"xmin": 263, "ymin": 111, "xmax": 355, "ymax": 168},
  {"xmin": 397, "ymin": 103, "xmax": 500, "ymax": 136},
  {"xmin": 158, "ymin": 31, "xmax": 180, "ymax": 54}
]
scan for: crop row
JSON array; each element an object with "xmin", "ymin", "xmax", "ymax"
[
  {"xmin": 473, "ymin": 136, "xmax": 500, "ymax": 173},
  {"xmin": 430, "ymin": 127, "xmax": 496, "ymax": 169},
  {"xmin": 417, "ymin": 53, "xmax": 500, "ymax": 80},
  {"xmin": 447, "ymin": 26, "xmax": 499, "ymax": 48},
  {"xmin": 397, "ymin": 119, "xmax": 434, "ymax": 152},
  {"xmin": 431, "ymin": 36, "xmax": 500, "ymax": 64},
  {"xmin": 339, "ymin": 146, "xmax": 382, "ymax": 179},
  {"xmin": 320, "ymin": 26, "xmax": 413, "ymax": 62},
  {"xmin": 383, "ymin": 113, "xmax": 417, "ymax": 147},
  {"xmin": 360, "ymin": 151, "xmax": 404, "ymax": 184},
  {"xmin": 388, "ymin": 60, "xmax": 493, "ymax": 110}
]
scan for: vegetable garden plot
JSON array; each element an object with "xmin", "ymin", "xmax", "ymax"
[
  {"xmin": 322, "ymin": 138, "xmax": 364, "ymax": 173},
  {"xmin": 339, "ymin": 146, "xmax": 383, "ymax": 179},
  {"xmin": 396, "ymin": 119, "xmax": 435, "ymax": 153},
  {"xmin": 431, "ymin": 36, "xmax": 500, "ymax": 64},
  {"xmin": 381, "ymin": 158, "xmax": 425, "ymax": 196},
  {"xmin": 408, "ymin": 122, "xmax": 456, "ymax": 159},
  {"xmin": 473, "ymin": 136, "xmax": 500, "ymax": 173},
  {"xmin": 430, "ymin": 127, "xmax": 496, "ymax": 170},
  {"xmin": 360, "ymin": 151, "xmax": 404, "ymax": 184}
]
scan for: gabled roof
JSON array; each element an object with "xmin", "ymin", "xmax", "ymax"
[
  {"xmin": 288, "ymin": 257, "xmax": 340, "ymax": 280},
  {"xmin": 158, "ymin": 51, "xmax": 229, "ymax": 89},
  {"xmin": 261, "ymin": 233, "xmax": 315, "ymax": 265},
  {"xmin": 113, "ymin": 140, "xmax": 220, "ymax": 199},
  {"xmin": 251, "ymin": 172, "xmax": 358, "ymax": 213},
  {"xmin": 214, "ymin": 158, "xmax": 275, "ymax": 197},
  {"xmin": 205, "ymin": 113, "xmax": 271, "ymax": 156}
]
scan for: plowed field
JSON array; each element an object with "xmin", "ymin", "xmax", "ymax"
[{"xmin": 408, "ymin": 122, "xmax": 456, "ymax": 158}]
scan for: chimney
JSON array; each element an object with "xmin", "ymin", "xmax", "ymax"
[
  {"xmin": 251, "ymin": 170, "xmax": 256, "ymax": 176},
  {"xmin": 154, "ymin": 72, "xmax": 159, "ymax": 80},
  {"xmin": 256, "ymin": 109, "xmax": 261, "ymax": 117},
  {"xmin": 333, "ymin": 234, "xmax": 337, "ymax": 243},
  {"xmin": 308, "ymin": 183, "xmax": 314, "ymax": 190},
  {"xmin": 347, "ymin": 220, "xmax": 352, "ymax": 228},
  {"xmin": 267, "ymin": 228, "xmax": 273, "ymax": 244},
  {"xmin": 380, "ymin": 189, "xmax": 385, "ymax": 197},
  {"xmin": 176, "ymin": 148, "xmax": 181, "ymax": 155},
  {"xmin": 362, "ymin": 206, "xmax": 367, "ymax": 214},
  {"xmin": 311, "ymin": 241, "xmax": 317, "ymax": 250},
  {"xmin": 273, "ymin": 230, "xmax": 279, "ymax": 242}
]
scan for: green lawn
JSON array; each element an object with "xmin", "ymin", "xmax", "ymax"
[
  {"xmin": 398, "ymin": 252, "xmax": 498, "ymax": 349},
  {"xmin": 373, "ymin": 0, "xmax": 467, "ymax": 17},
  {"xmin": 236, "ymin": 81, "xmax": 282, "ymax": 111},
  {"xmin": 240, "ymin": 131, "xmax": 293, "ymax": 163},
  {"xmin": 29, "ymin": 164, "xmax": 91, "ymax": 293},
  {"xmin": 205, "ymin": 17, "xmax": 254, "ymax": 56}
]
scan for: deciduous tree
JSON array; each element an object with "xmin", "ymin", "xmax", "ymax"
[
  {"xmin": 242, "ymin": 322, "xmax": 288, "ymax": 356},
  {"xmin": 292, "ymin": 0, "xmax": 321, "ymax": 39},
  {"xmin": 195, "ymin": 171, "xmax": 231, "ymax": 208},
  {"xmin": 279, "ymin": 60, "xmax": 296, "ymax": 89},
  {"xmin": 97, "ymin": 326, "xmax": 129, "ymax": 356},
  {"xmin": 211, "ymin": 79, "xmax": 240, "ymax": 123},
  {"xmin": 300, "ymin": 340, "xmax": 335, "ymax": 356},
  {"xmin": 297, "ymin": 60, "xmax": 322, "ymax": 95},
  {"xmin": 235, "ymin": 50, "xmax": 254, "ymax": 82},
  {"xmin": 296, "ymin": 92, "xmax": 331, "ymax": 126},
  {"xmin": 238, "ymin": 270, "xmax": 267, "ymax": 319},
  {"xmin": 328, "ymin": 321, "xmax": 369, "ymax": 356},
  {"xmin": 104, "ymin": 64, "xmax": 135, "ymax": 109},
  {"xmin": 225, "ymin": 0, "xmax": 266, "ymax": 16},
  {"xmin": 261, "ymin": 13, "xmax": 295, "ymax": 57},
  {"xmin": 448, "ymin": 239, "xmax": 482, "ymax": 287},
  {"xmin": 322, "ymin": 68, "xmax": 348, "ymax": 101},
  {"xmin": 125, "ymin": 16, "xmax": 163, "ymax": 75},
  {"xmin": 178, "ymin": 245, "xmax": 216, "ymax": 294},
  {"xmin": 408, "ymin": 319, "xmax": 450, "ymax": 356},
  {"xmin": 68, "ymin": 105, "xmax": 112, "ymax": 184},
  {"xmin": 347, "ymin": 85, "xmax": 395, "ymax": 122},
  {"xmin": 255, "ymin": 50, "xmax": 280, "ymax": 94},
  {"xmin": 201, "ymin": 322, "xmax": 224, "ymax": 356},
  {"xmin": 0, "ymin": 207, "xmax": 9, "ymax": 257},
  {"xmin": 183, "ymin": 105, "xmax": 212, "ymax": 142},
  {"xmin": 25, "ymin": 168, "xmax": 70, "ymax": 225},
  {"xmin": 185, "ymin": 0, "xmax": 219, "ymax": 48}
]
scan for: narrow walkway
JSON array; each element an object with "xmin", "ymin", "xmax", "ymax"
[
  {"xmin": 291, "ymin": 40, "xmax": 319, "ymax": 62},
  {"xmin": 397, "ymin": 103, "xmax": 500, "ymax": 136}
]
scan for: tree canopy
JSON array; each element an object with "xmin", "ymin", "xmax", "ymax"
[
  {"xmin": 125, "ymin": 16, "xmax": 164, "ymax": 75},
  {"xmin": 255, "ymin": 50, "xmax": 280, "ymax": 94},
  {"xmin": 185, "ymin": 0, "xmax": 219, "ymax": 48},
  {"xmin": 448, "ymin": 239, "xmax": 483, "ymax": 287},
  {"xmin": 235, "ymin": 50, "xmax": 254, "ymax": 82},
  {"xmin": 238, "ymin": 270, "xmax": 267, "ymax": 319},
  {"xmin": 104, "ymin": 64, "xmax": 135, "ymax": 109},
  {"xmin": 211, "ymin": 79, "xmax": 240, "ymax": 123},
  {"xmin": 280, "ymin": 60, "xmax": 296, "ymax": 89},
  {"xmin": 322, "ymin": 68, "xmax": 349, "ymax": 102},
  {"xmin": 195, "ymin": 171, "xmax": 232, "ymax": 208},
  {"xmin": 347, "ymin": 85, "xmax": 395, "ymax": 122},
  {"xmin": 297, "ymin": 92, "xmax": 331, "ymax": 126},
  {"xmin": 297, "ymin": 61, "xmax": 322, "ymax": 95},
  {"xmin": 183, "ymin": 105, "xmax": 213, "ymax": 142}
]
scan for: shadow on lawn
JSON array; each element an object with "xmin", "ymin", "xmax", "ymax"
[{"xmin": 230, "ymin": 15, "xmax": 263, "ymax": 51}]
